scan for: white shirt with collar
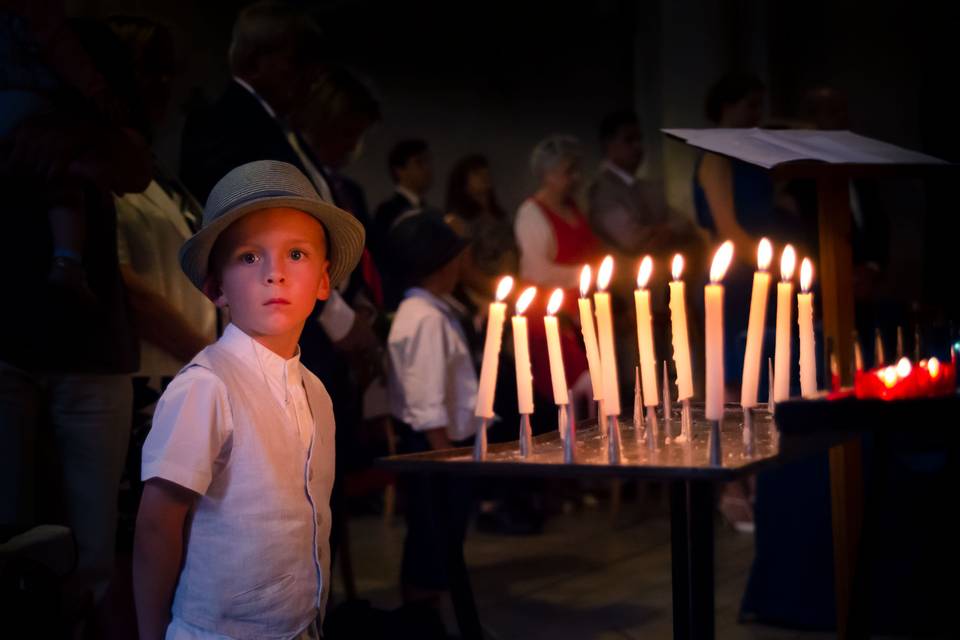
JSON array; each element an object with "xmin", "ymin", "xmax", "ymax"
[
  {"xmin": 395, "ymin": 184, "xmax": 422, "ymax": 209},
  {"xmin": 387, "ymin": 288, "xmax": 478, "ymax": 441},
  {"xmin": 143, "ymin": 323, "xmax": 334, "ymax": 639},
  {"xmin": 602, "ymin": 159, "xmax": 637, "ymax": 186}
]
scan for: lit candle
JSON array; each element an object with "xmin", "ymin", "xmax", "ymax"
[
  {"xmin": 512, "ymin": 286, "xmax": 537, "ymax": 415},
  {"xmin": 544, "ymin": 289, "xmax": 569, "ymax": 405},
  {"xmin": 594, "ymin": 256, "xmax": 621, "ymax": 417},
  {"xmin": 705, "ymin": 241, "xmax": 734, "ymax": 420},
  {"xmin": 668, "ymin": 255, "xmax": 694, "ymax": 400},
  {"xmin": 475, "ymin": 276, "xmax": 513, "ymax": 418},
  {"xmin": 740, "ymin": 238, "xmax": 772, "ymax": 408},
  {"xmin": 578, "ymin": 266, "xmax": 604, "ymax": 401},
  {"xmin": 634, "ymin": 256, "xmax": 658, "ymax": 407},
  {"xmin": 797, "ymin": 257, "xmax": 817, "ymax": 398},
  {"xmin": 774, "ymin": 245, "xmax": 796, "ymax": 403}
]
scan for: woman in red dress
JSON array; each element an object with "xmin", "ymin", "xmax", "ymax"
[{"xmin": 514, "ymin": 135, "xmax": 601, "ymax": 415}]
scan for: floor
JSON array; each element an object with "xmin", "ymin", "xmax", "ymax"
[{"xmin": 333, "ymin": 485, "xmax": 838, "ymax": 640}]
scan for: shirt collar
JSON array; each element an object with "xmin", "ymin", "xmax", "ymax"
[
  {"xmin": 233, "ymin": 76, "xmax": 277, "ymax": 120},
  {"xmin": 395, "ymin": 185, "xmax": 422, "ymax": 208},
  {"xmin": 221, "ymin": 323, "xmax": 303, "ymax": 399},
  {"xmin": 602, "ymin": 160, "xmax": 637, "ymax": 186},
  {"xmin": 404, "ymin": 287, "xmax": 454, "ymax": 315}
]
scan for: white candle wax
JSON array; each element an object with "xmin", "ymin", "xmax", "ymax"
[
  {"xmin": 705, "ymin": 242, "xmax": 733, "ymax": 421},
  {"xmin": 774, "ymin": 245, "xmax": 796, "ymax": 404},
  {"xmin": 475, "ymin": 301, "xmax": 507, "ymax": 418},
  {"xmin": 544, "ymin": 289, "xmax": 569, "ymax": 405},
  {"xmin": 705, "ymin": 283, "xmax": 725, "ymax": 420},
  {"xmin": 513, "ymin": 314, "xmax": 534, "ymax": 415},
  {"xmin": 634, "ymin": 288, "xmax": 659, "ymax": 407},
  {"xmin": 798, "ymin": 258, "xmax": 816, "ymax": 398},
  {"xmin": 668, "ymin": 278, "xmax": 694, "ymax": 401},
  {"xmin": 774, "ymin": 281, "xmax": 793, "ymax": 402},
  {"xmin": 741, "ymin": 271, "xmax": 771, "ymax": 407},
  {"xmin": 578, "ymin": 297, "xmax": 604, "ymax": 400},
  {"xmin": 594, "ymin": 290, "xmax": 620, "ymax": 417}
]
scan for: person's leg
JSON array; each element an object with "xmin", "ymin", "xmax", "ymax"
[
  {"xmin": 47, "ymin": 373, "xmax": 133, "ymax": 603},
  {"xmin": 0, "ymin": 361, "xmax": 43, "ymax": 530}
]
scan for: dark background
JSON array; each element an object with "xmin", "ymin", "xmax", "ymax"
[{"xmin": 77, "ymin": 0, "xmax": 960, "ymax": 319}]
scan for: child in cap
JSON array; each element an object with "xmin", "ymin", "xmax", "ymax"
[
  {"xmin": 133, "ymin": 160, "xmax": 365, "ymax": 640},
  {"xmin": 385, "ymin": 211, "xmax": 477, "ymax": 607}
]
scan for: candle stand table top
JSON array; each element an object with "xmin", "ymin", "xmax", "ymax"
[
  {"xmin": 380, "ymin": 403, "xmax": 846, "ymax": 482},
  {"xmin": 379, "ymin": 403, "xmax": 852, "ymax": 640}
]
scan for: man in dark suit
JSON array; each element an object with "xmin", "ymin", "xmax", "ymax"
[
  {"xmin": 180, "ymin": 1, "xmax": 322, "ymax": 203},
  {"xmin": 374, "ymin": 139, "xmax": 433, "ymax": 309}
]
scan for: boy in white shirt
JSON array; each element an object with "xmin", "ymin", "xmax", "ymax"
[
  {"xmin": 386, "ymin": 212, "xmax": 477, "ymax": 608},
  {"xmin": 132, "ymin": 160, "xmax": 364, "ymax": 640}
]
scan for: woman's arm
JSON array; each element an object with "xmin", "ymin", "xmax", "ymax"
[
  {"xmin": 120, "ymin": 265, "xmax": 211, "ymax": 363},
  {"xmin": 133, "ymin": 478, "xmax": 196, "ymax": 640},
  {"xmin": 514, "ymin": 202, "xmax": 581, "ymax": 288},
  {"xmin": 698, "ymin": 153, "xmax": 757, "ymax": 261}
]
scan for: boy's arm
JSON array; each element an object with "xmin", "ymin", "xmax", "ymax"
[
  {"xmin": 133, "ymin": 478, "xmax": 197, "ymax": 640},
  {"xmin": 424, "ymin": 427, "xmax": 453, "ymax": 451}
]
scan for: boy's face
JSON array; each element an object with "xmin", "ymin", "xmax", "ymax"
[{"xmin": 212, "ymin": 207, "xmax": 330, "ymax": 351}]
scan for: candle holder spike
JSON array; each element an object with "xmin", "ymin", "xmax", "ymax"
[
  {"xmin": 473, "ymin": 417, "xmax": 488, "ymax": 461},
  {"xmin": 767, "ymin": 358, "xmax": 775, "ymax": 414},
  {"xmin": 564, "ymin": 392, "xmax": 576, "ymax": 464},
  {"xmin": 518, "ymin": 413, "xmax": 533, "ymax": 458},
  {"xmin": 607, "ymin": 415, "xmax": 622, "ymax": 464},
  {"xmin": 676, "ymin": 398, "xmax": 693, "ymax": 443},
  {"xmin": 632, "ymin": 367, "xmax": 644, "ymax": 436},
  {"xmin": 708, "ymin": 419, "xmax": 722, "ymax": 466},
  {"xmin": 645, "ymin": 406, "xmax": 659, "ymax": 450},
  {"xmin": 662, "ymin": 361, "xmax": 672, "ymax": 434}
]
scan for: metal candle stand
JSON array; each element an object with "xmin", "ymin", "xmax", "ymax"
[
  {"xmin": 518, "ymin": 413, "xmax": 533, "ymax": 458},
  {"xmin": 473, "ymin": 417, "xmax": 488, "ymax": 461},
  {"xmin": 564, "ymin": 391, "xmax": 576, "ymax": 464}
]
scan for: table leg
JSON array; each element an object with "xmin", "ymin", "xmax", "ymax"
[
  {"xmin": 828, "ymin": 439, "xmax": 865, "ymax": 640},
  {"xmin": 670, "ymin": 480, "xmax": 715, "ymax": 639}
]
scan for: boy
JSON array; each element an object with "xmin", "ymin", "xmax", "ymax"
[
  {"xmin": 133, "ymin": 160, "xmax": 365, "ymax": 640},
  {"xmin": 386, "ymin": 212, "xmax": 476, "ymax": 607}
]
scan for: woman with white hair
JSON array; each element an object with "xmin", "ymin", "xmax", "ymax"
[
  {"xmin": 513, "ymin": 135, "xmax": 599, "ymax": 413},
  {"xmin": 514, "ymin": 135, "xmax": 600, "ymax": 288}
]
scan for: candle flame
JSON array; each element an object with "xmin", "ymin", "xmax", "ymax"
[
  {"xmin": 637, "ymin": 255, "xmax": 653, "ymax": 289},
  {"xmin": 880, "ymin": 366, "xmax": 897, "ymax": 388},
  {"xmin": 800, "ymin": 257, "xmax": 813, "ymax": 293},
  {"xmin": 758, "ymin": 238, "xmax": 772, "ymax": 271},
  {"xmin": 671, "ymin": 254, "xmax": 684, "ymax": 281},
  {"xmin": 928, "ymin": 357, "xmax": 941, "ymax": 379},
  {"xmin": 780, "ymin": 245, "xmax": 796, "ymax": 281},
  {"xmin": 579, "ymin": 265, "xmax": 592, "ymax": 297},
  {"xmin": 709, "ymin": 241, "xmax": 734, "ymax": 284},
  {"xmin": 597, "ymin": 255, "xmax": 614, "ymax": 291},
  {"xmin": 495, "ymin": 276, "xmax": 514, "ymax": 302},
  {"xmin": 516, "ymin": 286, "xmax": 537, "ymax": 315},
  {"xmin": 547, "ymin": 288, "xmax": 563, "ymax": 315},
  {"xmin": 895, "ymin": 357, "xmax": 912, "ymax": 378}
]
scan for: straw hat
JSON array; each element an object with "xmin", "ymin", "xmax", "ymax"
[{"xmin": 179, "ymin": 160, "xmax": 365, "ymax": 291}]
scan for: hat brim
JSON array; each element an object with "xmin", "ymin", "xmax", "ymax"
[{"xmin": 179, "ymin": 194, "xmax": 365, "ymax": 292}]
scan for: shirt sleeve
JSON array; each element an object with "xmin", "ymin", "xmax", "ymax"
[
  {"xmin": 388, "ymin": 313, "xmax": 450, "ymax": 431},
  {"xmin": 141, "ymin": 366, "xmax": 233, "ymax": 495},
  {"xmin": 514, "ymin": 200, "xmax": 581, "ymax": 288},
  {"xmin": 316, "ymin": 289, "xmax": 356, "ymax": 343}
]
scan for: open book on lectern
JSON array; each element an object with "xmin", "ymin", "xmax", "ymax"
[{"xmin": 662, "ymin": 128, "xmax": 947, "ymax": 169}]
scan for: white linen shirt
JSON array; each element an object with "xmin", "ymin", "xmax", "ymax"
[
  {"xmin": 387, "ymin": 288, "xmax": 478, "ymax": 440},
  {"xmin": 115, "ymin": 180, "xmax": 217, "ymax": 379},
  {"xmin": 142, "ymin": 324, "xmax": 330, "ymax": 639}
]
